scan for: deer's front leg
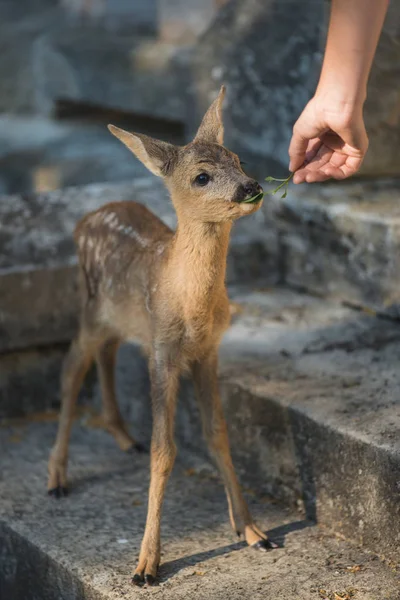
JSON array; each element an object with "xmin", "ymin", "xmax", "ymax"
[
  {"xmin": 132, "ymin": 355, "xmax": 179, "ymax": 586},
  {"xmin": 192, "ymin": 353, "xmax": 277, "ymax": 551}
]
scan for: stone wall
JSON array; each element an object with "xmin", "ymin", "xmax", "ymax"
[{"xmin": 187, "ymin": 0, "xmax": 400, "ymax": 179}]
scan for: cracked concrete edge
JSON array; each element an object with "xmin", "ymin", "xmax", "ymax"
[{"xmin": 0, "ymin": 521, "xmax": 107, "ymax": 600}]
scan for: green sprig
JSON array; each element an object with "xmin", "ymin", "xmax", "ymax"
[
  {"xmin": 264, "ymin": 173, "xmax": 293, "ymax": 199},
  {"xmin": 241, "ymin": 172, "xmax": 293, "ymax": 204}
]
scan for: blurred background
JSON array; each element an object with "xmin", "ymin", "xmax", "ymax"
[
  {"xmin": 1, "ymin": 4, "xmax": 400, "ymax": 591},
  {"xmin": 1, "ymin": 0, "xmax": 399, "ymax": 196}
]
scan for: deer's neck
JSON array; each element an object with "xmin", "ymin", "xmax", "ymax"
[{"xmin": 168, "ymin": 218, "xmax": 231, "ymax": 311}]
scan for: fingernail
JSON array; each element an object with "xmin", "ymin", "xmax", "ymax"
[{"xmin": 288, "ymin": 161, "xmax": 294, "ymax": 172}]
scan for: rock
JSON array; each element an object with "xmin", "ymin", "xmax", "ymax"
[
  {"xmin": 2, "ymin": 421, "xmax": 399, "ymax": 599},
  {"xmin": 188, "ymin": 0, "xmax": 400, "ymax": 178},
  {"xmin": 0, "ymin": 0, "xmax": 184, "ymax": 120},
  {"xmin": 263, "ymin": 179, "xmax": 400, "ymax": 309},
  {"xmin": 158, "ymin": 0, "xmax": 217, "ymax": 44},
  {"xmin": 0, "ymin": 178, "xmax": 278, "ymax": 353},
  {"xmin": 60, "ymin": 0, "xmax": 157, "ymax": 33},
  {"xmin": 32, "ymin": 31, "xmax": 187, "ymax": 121},
  {"xmin": 1, "ymin": 287, "xmax": 399, "ymax": 559},
  {"xmin": 187, "ymin": 0, "xmax": 327, "ymax": 179},
  {"xmin": 362, "ymin": 1, "xmax": 400, "ymax": 176}
]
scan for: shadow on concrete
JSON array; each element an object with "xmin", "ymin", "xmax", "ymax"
[{"xmin": 158, "ymin": 518, "xmax": 313, "ymax": 582}]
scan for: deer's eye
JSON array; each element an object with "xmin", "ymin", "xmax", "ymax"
[{"xmin": 195, "ymin": 173, "xmax": 210, "ymax": 186}]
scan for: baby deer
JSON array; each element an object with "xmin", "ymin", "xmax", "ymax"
[{"xmin": 47, "ymin": 86, "xmax": 275, "ymax": 585}]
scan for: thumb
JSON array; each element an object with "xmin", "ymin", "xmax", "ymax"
[{"xmin": 288, "ymin": 105, "xmax": 325, "ymax": 171}]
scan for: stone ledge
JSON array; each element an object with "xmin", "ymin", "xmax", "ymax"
[
  {"xmin": 0, "ymin": 179, "xmax": 277, "ymax": 353},
  {"xmin": 188, "ymin": 0, "xmax": 400, "ymax": 178},
  {"xmin": 1, "ymin": 287, "xmax": 399, "ymax": 560},
  {"xmin": 1, "ymin": 422, "xmax": 399, "ymax": 599},
  {"xmin": 263, "ymin": 179, "xmax": 400, "ymax": 310}
]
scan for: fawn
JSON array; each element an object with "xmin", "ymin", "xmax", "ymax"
[{"xmin": 47, "ymin": 86, "xmax": 275, "ymax": 585}]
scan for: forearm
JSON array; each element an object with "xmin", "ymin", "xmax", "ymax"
[{"xmin": 316, "ymin": 0, "xmax": 389, "ymax": 109}]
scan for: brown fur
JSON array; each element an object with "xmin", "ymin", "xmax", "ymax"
[{"xmin": 48, "ymin": 86, "xmax": 272, "ymax": 584}]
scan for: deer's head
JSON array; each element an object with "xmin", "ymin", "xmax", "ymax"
[{"xmin": 108, "ymin": 86, "xmax": 263, "ymax": 223}]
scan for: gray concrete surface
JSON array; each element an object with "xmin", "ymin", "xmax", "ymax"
[
  {"xmin": 2, "ymin": 0, "xmax": 400, "ymax": 182},
  {"xmin": 264, "ymin": 179, "xmax": 400, "ymax": 309},
  {"xmin": 1, "ymin": 422, "xmax": 399, "ymax": 599},
  {"xmin": 0, "ymin": 179, "xmax": 277, "ymax": 353},
  {"xmin": 5, "ymin": 176, "xmax": 400, "ymax": 356},
  {"xmin": 188, "ymin": 0, "xmax": 400, "ymax": 179},
  {"xmin": 1, "ymin": 287, "xmax": 399, "ymax": 560},
  {"xmin": 0, "ymin": 0, "xmax": 184, "ymax": 120}
]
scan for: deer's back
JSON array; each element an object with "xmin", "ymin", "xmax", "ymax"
[{"xmin": 74, "ymin": 201, "xmax": 173, "ymax": 342}]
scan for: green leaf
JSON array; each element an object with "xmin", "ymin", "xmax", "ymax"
[{"xmin": 264, "ymin": 171, "xmax": 294, "ymax": 199}]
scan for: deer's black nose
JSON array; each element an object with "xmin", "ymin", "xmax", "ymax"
[
  {"xmin": 244, "ymin": 180, "xmax": 263, "ymax": 198},
  {"xmin": 233, "ymin": 180, "xmax": 263, "ymax": 203}
]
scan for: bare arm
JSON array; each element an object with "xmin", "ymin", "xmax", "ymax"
[{"xmin": 289, "ymin": 0, "xmax": 389, "ymax": 183}]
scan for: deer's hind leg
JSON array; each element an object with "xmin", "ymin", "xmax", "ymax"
[
  {"xmin": 48, "ymin": 331, "xmax": 98, "ymax": 497},
  {"xmin": 96, "ymin": 338, "xmax": 145, "ymax": 453}
]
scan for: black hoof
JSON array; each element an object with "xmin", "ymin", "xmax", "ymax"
[
  {"xmin": 145, "ymin": 574, "xmax": 156, "ymax": 586},
  {"xmin": 132, "ymin": 574, "xmax": 143, "ymax": 586},
  {"xmin": 127, "ymin": 442, "xmax": 147, "ymax": 454},
  {"xmin": 135, "ymin": 442, "xmax": 147, "ymax": 453},
  {"xmin": 48, "ymin": 486, "xmax": 68, "ymax": 499},
  {"xmin": 252, "ymin": 538, "xmax": 278, "ymax": 552}
]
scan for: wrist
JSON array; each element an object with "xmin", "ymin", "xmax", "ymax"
[{"xmin": 314, "ymin": 81, "xmax": 366, "ymax": 116}]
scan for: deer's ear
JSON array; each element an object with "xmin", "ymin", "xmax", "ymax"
[
  {"xmin": 108, "ymin": 125, "xmax": 178, "ymax": 177},
  {"xmin": 194, "ymin": 85, "xmax": 225, "ymax": 145}
]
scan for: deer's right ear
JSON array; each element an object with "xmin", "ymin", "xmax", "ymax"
[{"xmin": 108, "ymin": 125, "xmax": 178, "ymax": 177}]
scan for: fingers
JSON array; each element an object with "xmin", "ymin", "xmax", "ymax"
[
  {"xmin": 293, "ymin": 149, "xmax": 364, "ymax": 183},
  {"xmin": 288, "ymin": 96, "xmax": 368, "ymax": 184},
  {"xmin": 293, "ymin": 144, "xmax": 332, "ymax": 183},
  {"xmin": 323, "ymin": 155, "xmax": 364, "ymax": 180},
  {"xmin": 305, "ymin": 138, "xmax": 323, "ymax": 164}
]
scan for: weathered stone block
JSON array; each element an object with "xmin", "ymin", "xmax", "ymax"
[
  {"xmin": 0, "ymin": 179, "xmax": 278, "ymax": 353},
  {"xmin": 0, "ymin": 0, "xmax": 182, "ymax": 119},
  {"xmin": 188, "ymin": 0, "xmax": 400, "ymax": 179},
  {"xmin": 158, "ymin": 0, "xmax": 217, "ymax": 44},
  {"xmin": 362, "ymin": 2, "xmax": 400, "ymax": 176},
  {"xmin": 263, "ymin": 179, "xmax": 400, "ymax": 308},
  {"xmin": 32, "ymin": 31, "xmax": 186, "ymax": 120},
  {"xmin": 1, "ymin": 288, "xmax": 399, "ymax": 561},
  {"xmin": 0, "ymin": 346, "xmax": 66, "ymax": 420},
  {"xmin": 2, "ymin": 426, "xmax": 399, "ymax": 599},
  {"xmin": 187, "ymin": 0, "xmax": 328, "ymax": 179},
  {"xmin": 60, "ymin": 0, "xmax": 157, "ymax": 33}
]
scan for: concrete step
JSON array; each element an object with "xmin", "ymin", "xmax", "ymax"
[
  {"xmin": 0, "ymin": 180, "xmax": 274, "ymax": 354},
  {"xmin": 1, "ymin": 422, "xmax": 399, "ymax": 600},
  {"xmin": 264, "ymin": 179, "xmax": 400, "ymax": 312},
  {"xmin": 0, "ymin": 114, "xmax": 184, "ymax": 195},
  {"xmin": 219, "ymin": 288, "xmax": 400, "ymax": 561},
  {"xmin": 0, "ymin": 0, "xmax": 188, "ymax": 121},
  {"xmin": 1, "ymin": 285, "xmax": 399, "ymax": 562}
]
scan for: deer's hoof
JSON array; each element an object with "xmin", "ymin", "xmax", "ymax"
[
  {"xmin": 127, "ymin": 442, "xmax": 147, "ymax": 454},
  {"xmin": 251, "ymin": 538, "xmax": 278, "ymax": 552},
  {"xmin": 132, "ymin": 572, "xmax": 156, "ymax": 586},
  {"xmin": 145, "ymin": 574, "xmax": 156, "ymax": 586},
  {"xmin": 47, "ymin": 486, "xmax": 68, "ymax": 499}
]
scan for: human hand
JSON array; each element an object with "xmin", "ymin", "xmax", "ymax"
[{"xmin": 288, "ymin": 95, "xmax": 369, "ymax": 184}]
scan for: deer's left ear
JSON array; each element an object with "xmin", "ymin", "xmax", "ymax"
[{"xmin": 194, "ymin": 85, "xmax": 225, "ymax": 145}]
